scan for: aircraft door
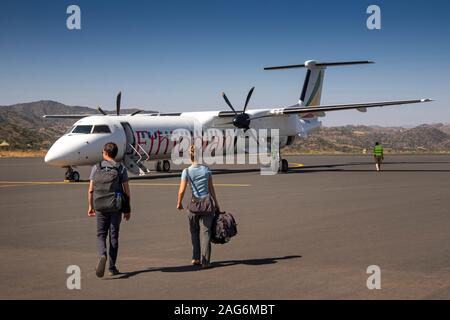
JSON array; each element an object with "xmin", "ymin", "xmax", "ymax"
[{"xmin": 121, "ymin": 122, "xmax": 135, "ymax": 155}]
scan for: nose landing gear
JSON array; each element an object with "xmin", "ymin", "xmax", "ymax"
[{"xmin": 64, "ymin": 166, "xmax": 80, "ymax": 182}]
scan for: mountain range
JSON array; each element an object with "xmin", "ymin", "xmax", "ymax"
[
  {"xmin": 0, "ymin": 100, "xmax": 449, "ymax": 153},
  {"xmin": 285, "ymin": 123, "xmax": 450, "ymax": 153}
]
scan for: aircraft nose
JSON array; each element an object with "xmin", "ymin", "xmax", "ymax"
[
  {"xmin": 45, "ymin": 143, "xmax": 71, "ymax": 166},
  {"xmin": 45, "ymin": 136, "xmax": 86, "ymax": 166}
]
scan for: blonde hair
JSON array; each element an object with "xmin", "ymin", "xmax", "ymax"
[{"xmin": 189, "ymin": 144, "xmax": 196, "ymax": 162}]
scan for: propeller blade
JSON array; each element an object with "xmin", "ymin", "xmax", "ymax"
[
  {"xmin": 243, "ymin": 87, "xmax": 255, "ymax": 112},
  {"xmin": 116, "ymin": 91, "xmax": 122, "ymax": 116},
  {"xmin": 221, "ymin": 92, "xmax": 237, "ymax": 115},
  {"xmin": 246, "ymin": 127, "xmax": 260, "ymax": 146},
  {"xmin": 97, "ymin": 106, "xmax": 107, "ymax": 116},
  {"xmin": 131, "ymin": 110, "xmax": 142, "ymax": 116}
]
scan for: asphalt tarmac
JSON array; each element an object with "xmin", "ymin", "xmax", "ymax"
[{"xmin": 1, "ymin": 155, "xmax": 449, "ymax": 299}]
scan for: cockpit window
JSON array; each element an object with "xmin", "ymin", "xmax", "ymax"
[
  {"xmin": 72, "ymin": 125, "xmax": 93, "ymax": 134},
  {"xmin": 92, "ymin": 125, "xmax": 111, "ymax": 134},
  {"xmin": 65, "ymin": 126, "xmax": 75, "ymax": 134}
]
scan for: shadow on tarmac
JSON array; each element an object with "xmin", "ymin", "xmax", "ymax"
[
  {"xmin": 113, "ymin": 255, "xmax": 302, "ymax": 279},
  {"xmin": 288, "ymin": 160, "xmax": 450, "ymax": 173},
  {"xmin": 76, "ymin": 160, "xmax": 450, "ymax": 182}
]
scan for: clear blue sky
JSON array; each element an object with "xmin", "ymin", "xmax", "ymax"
[{"xmin": 1, "ymin": 0, "xmax": 449, "ymax": 126}]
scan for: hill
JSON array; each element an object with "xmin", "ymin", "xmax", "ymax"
[{"xmin": 285, "ymin": 124, "xmax": 450, "ymax": 154}]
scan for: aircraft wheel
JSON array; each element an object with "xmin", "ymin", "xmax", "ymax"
[
  {"xmin": 156, "ymin": 161, "xmax": 162, "ymax": 172},
  {"xmin": 280, "ymin": 159, "xmax": 289, "ymax": 173},
  {"xmin": 71, "ymin": 171, "xmax": 80, "ymax": 182},
  {"xmin": 162, "ymin": 160, "xmax": 171, "ymax": 172}
]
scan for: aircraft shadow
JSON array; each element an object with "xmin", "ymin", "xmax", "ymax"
[
  {"xmin": 113, "ymin": 255, "xmax": 302, "ymax": 280},
  {"xmin": 128, "ymin": 168, "xmax": 262, "ymax": 180}
]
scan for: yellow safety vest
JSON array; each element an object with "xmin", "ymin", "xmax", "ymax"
[{"xmin": 373, "ymin": 145, "xmax": 383, "ymax": 157}]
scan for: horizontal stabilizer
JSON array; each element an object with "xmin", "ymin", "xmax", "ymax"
[{"xmin": 264, "ymin": 60, "xmax": 374, "ymax": 70}]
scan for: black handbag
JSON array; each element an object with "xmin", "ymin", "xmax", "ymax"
[
  {"xmin": 121, "ymin": 192, "xmax": 131, "ymax": 214},
  {"xmin": 186, "ymin": 169, "xmax": 215, "ymax": 215}
]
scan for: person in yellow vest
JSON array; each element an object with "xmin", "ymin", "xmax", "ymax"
[{"xmin": 373, "ymin": 142, "xmax": 384, "ymax": 171}]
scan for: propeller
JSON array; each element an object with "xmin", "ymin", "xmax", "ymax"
[
  {"xmin": 131, "ymin": 110, "xmax": 142, "ymax": 116},
  {"xmin": 96, "ymin": 91, "xmax": 142, "ymax": 116},
  {"xmin": 97, "ymin": 106, "xmax": 107, "ymax": 116},
  {"xmin": 116, "ymin": 91, "xmax": 121, "ymax": 116},
  {"xmin": 221, "ymin": 87, "xmax": 255, "ymax": 131}
]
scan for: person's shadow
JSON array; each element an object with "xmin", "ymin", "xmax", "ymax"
[{"xmin": 114, "ymin": 255, "xmax": 302, "ymax": 280}]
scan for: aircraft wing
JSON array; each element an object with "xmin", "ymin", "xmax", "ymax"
[
  {"xmin": 43, "ymin": 114, "xmax": 96, "ymax": 119},
  {"xmin": 43, "ymin": 112, "xmax": 161, "ymax": 119},
  {"xmin": 216, "ymin": 98, "xmax": 432, "ymax": 120},
  {"xmin": 277, "ymin": 99, "xmax": 433, "ymax": 115}
]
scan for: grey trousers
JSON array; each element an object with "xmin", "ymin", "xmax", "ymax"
[
  {"xmin": 96, "ymin": 211, "xmax": 121, "ymax": 271},
  {"xmin": 188, "ymin": 212, "xmax": 214, "ymax": 265}
]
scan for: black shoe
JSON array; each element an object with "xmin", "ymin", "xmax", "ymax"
[
  {"xmin": 96, "ymin": 255, "xmax": 107, "ymax": 278},
  {"xmin": 108, "ymin": 267, "xmax": 120, "ymax": 276}
]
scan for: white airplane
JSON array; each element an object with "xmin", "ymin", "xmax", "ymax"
[{"xmin": 44, "ymin": 60, "xmax": 432, "ymax": 181}]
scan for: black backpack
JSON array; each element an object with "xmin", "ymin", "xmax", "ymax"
[
  {"xmin": 211, "ymin": 211, "xmax": 238, "ymax": 244},
  {"xmin": 93, "ymin": 163, "xmax": 124, "ymax": 213}
]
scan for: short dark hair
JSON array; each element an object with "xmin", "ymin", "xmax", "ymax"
[
  {"xmin": 375, "ymin": 142, "xmax": 380, "ymax": 145},
  {"xmin": 103, "ymin": 142, "xmax": 118, "ymax": 158}
]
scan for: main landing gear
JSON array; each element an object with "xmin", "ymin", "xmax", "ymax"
[
  {"xmin": 64, "ymin": 166, "xmax": 80, "ymax": 182},
  {"xmin": 280, "ymin": 158, "xmax": 289, "ymax": 173},
  {"xmin": 156, "ymin": 160, "xmax": 171, "ymax": 173},
  {"xmin": 275, "ymin": 147, "xmax": 289, "ymax": 173}
]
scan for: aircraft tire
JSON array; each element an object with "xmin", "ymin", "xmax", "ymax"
[
  {"xmin": 156, "ymin": 161, "xmax": 162, "ymax": 172},
  {"xmin": 280, "ymin": 159, "xmax": 289, "ymax": 173},
  {"xmin": 162, "ymin": 160, "xmax": 170, "ymax": 172},
  {"xmin": 71, "ymin": 171, "xmax": 80, "ymax": 182}
]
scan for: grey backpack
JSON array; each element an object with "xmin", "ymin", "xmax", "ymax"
[{"xmin": 93, "ymin": 163, "xmax": 123, "ymax": 212}]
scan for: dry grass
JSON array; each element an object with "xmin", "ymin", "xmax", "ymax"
[{"xmin": 0, "ymin": 150, "xmax": 47, "ymax": 158}]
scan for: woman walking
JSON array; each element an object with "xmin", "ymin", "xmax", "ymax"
[{"xmin": 177, "ymin": 145, "xmax": 220, "ymax": 269}]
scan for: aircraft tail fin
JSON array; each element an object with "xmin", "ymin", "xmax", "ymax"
[{"xmin": 264, "ymin": 60, "xmax": 374, "ymax": 107}]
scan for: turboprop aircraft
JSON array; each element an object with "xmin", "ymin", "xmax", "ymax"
[{"xmin": 44, "ymin": 60, "xmax": 432, "ymax": 181}]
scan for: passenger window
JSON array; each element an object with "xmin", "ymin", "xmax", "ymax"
[
  {"xmin": 72, "ymin": 125, "xmax": 93, "ymax": 134},
  {"xmin": 92, "ymin": 125, "xmax": 111, "ymax": 134}
]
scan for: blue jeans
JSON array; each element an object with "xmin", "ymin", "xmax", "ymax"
[{"xmin": 96, "ymin": 211, "xmax": 122, "ymax": 271}]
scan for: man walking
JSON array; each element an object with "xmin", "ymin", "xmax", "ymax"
[
  {"xmin": 373, "ymin": 141, "xmax": 384, "ymax": 172},
  {"xmin": 88, "ymin": 142, "xmax": 131, "ymax": 277}
]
